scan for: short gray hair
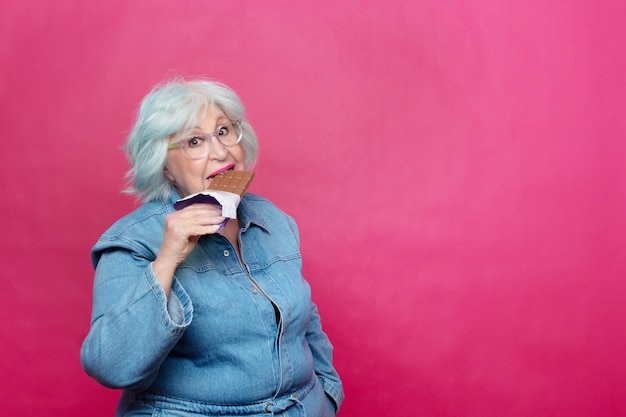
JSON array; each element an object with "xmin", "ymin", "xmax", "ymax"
[{"xmin": 124, "ymin": 79, "xmax": 258, "ymax": 202}]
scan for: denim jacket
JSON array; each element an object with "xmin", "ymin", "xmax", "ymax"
[{"xmin": 80, "ymin": 193, "xmax": 344, "ymax": 416}]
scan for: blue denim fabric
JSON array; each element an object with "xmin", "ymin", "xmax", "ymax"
[{"xmin": 80, "ymin": 193, "xmax": 344, "ymax": 416}]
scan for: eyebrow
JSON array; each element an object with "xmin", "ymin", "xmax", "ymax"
[{"xmin": 181, "ymin": 117, "xmax": 231, "ymax": 135}]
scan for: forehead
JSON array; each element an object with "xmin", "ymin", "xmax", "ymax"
[{"xmin": 184, "ymin": 106, "xmax": 229, "ymax": 133}]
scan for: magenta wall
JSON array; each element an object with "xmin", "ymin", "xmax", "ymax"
[{"xmin": 1, "ymin": 1, "xmax": 625, "ymax": 416}]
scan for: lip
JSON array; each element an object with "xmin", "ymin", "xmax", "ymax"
[{"xmin": 207, "ymin": 163, "xmax": 236, "ymax": 181}]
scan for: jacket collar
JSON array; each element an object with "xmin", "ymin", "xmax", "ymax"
[{"xmin": 237, "ymin": 195, "xmax": 271, "ymax": 233}]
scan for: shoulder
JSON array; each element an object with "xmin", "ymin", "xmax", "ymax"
[
  {"xmin": 240, "ymin": 193, "xmax": 300, "ymax": 237},
  {"xmin": 91, "ymin": 200, "xmax": 171, "ymax": 266},
  {"xmin": 100, "ymin": 200, "xmax": 170, "ymax": 237},
  {"xmin": 241, "ymin": 193, "xmax": 295, "ymax": 222},
  {"xmin": 241, "ymin": 193, "xmax": 282, "ymax": 212}
]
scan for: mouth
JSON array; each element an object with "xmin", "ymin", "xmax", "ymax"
[{"xmin": 207, "ymin": 163, "xmax": 236, "ymax": 182}]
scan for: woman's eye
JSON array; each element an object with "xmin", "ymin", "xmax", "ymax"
[
  {"xmin": 217, "ymin": 126, "xmax": 230, "ymax": 137},
  {"xmin": 186, "ymin": 136, "xmax": 204, "ymax": 148}
]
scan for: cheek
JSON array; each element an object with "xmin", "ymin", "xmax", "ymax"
[
  {"xmin": 231, "ymin": 146, "xmax": 247, "ymax": 167},
  {"xmin": 164, "ymin": 155, "xmax": 197, "ymax": 183}
]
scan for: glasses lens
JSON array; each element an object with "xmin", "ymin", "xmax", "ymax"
[
  {"xmin": 177, "ymin": 121, "xmax": 242, "ymax": 159},
  {"xmin": 183, "ymin": 135, "xmax": 210, "ymax": 159},
  {"xmin": 217, "ymin": 121, "xmax": 243, "ymax": 146}
]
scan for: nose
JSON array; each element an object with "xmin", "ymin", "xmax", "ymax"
[{"xmin": 207, "ymin": 135, "xmax": 228, "ymax": 160}]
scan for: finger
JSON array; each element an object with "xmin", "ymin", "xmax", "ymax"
[
  {"xmin": 182, "ymin": 207, "xmax": 225, "ymax": 224},
  {"xmin": 188, "ymin": 223, "xmax": 222, "ymax": 236},
  {"xmin": 167, "ymin": 207, "xmax": 225, "ymax": 228}
]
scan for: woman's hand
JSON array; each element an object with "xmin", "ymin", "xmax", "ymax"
[
  {"xmin": 160, "ymin": 204, "xmax": 224, "ymax": 263},
  {"xmin": 153, "ymin": 204, "xmax": 224, "ymax": 296}
]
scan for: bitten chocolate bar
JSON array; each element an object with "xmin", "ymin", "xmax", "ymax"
[{"xmin": 207, "ymin": 170, "xmax": 255, "ymax": 197}]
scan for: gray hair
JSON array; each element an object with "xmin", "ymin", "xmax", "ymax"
[{"xmin": 124, "ymin": 79, "xmax": 258, "ymax": 202}]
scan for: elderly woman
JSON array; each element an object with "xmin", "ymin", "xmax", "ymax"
[{"xmin": 80, "ymin": 79, "xmax": 344, "ymax": 417}]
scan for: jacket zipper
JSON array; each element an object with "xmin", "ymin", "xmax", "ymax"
[{"xmin": 237, "ymin": 236, "xmax": 285, "ymax": 398}]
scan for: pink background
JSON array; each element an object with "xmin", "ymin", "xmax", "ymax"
[{"xmin": 1, "ymin": 1, "xmax": 625, "ymax": 416}]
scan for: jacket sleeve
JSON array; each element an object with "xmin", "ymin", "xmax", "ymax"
[
  {"xmin": 283, "ymin": 213, "xmax": 345, "ymax": 411},
  {"xmin": 306, "ymin": 303, "xmax": 345, "ymax": 412},
  {"xmin": 80, "ymin": 245, "xmax": 193, "ymax": 391}
]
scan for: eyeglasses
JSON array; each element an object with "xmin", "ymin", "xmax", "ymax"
[{"xmin": 167, "ymin": 120, "xmax": 243, "ymax": 159}]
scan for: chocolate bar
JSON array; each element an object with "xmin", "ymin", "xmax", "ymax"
[{"xmin": 207, "ymin": 170, "xmax": 255, "ymax": 197}]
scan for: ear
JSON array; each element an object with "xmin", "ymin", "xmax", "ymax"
[{"xmin": 163, "ymin": 166, "xmax": 175, "ymax": 183}]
